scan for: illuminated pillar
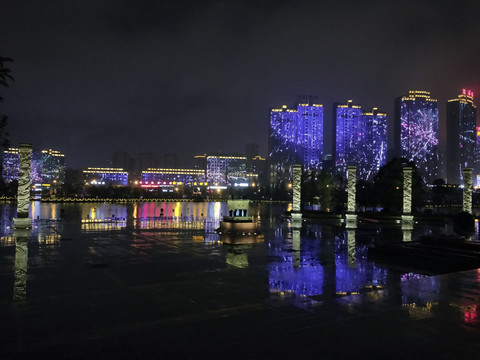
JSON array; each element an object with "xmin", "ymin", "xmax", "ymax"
[
  {"xmin": 291, "ymin": 164, "xmax": 302, "ymax": 226},
  {"xmin": 14, "ymin": 143, "xmax": 32, "ymax": 229},
  {"xmin": 345, "ymin": 166, "xmax": 357, "ymax": 228},
  {"xmin": 347, "ymin": 228, "xmax": 356, "ymax": 267},
  {"xmin": 402, "ymin": 167, "xmax": 414, "ymax": 230},
  {"xmin": 403, "ymin": 167, "xmax": 412, "ymax": 214},
  {"xmin": 463, "ymin": 168, "xmax": 473, "ymax": 214}
]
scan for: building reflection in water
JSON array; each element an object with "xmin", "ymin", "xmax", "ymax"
[
  {"xmin": 75, "ymin": 202, "xmax": 228, "ymax": 232},
  {"xmin": 400, "ymin": 267, "xmax": 480, "ymax": 325},
  {"xmin": 401, "ymin": 274, "xmax": 440, "ymax": 319},
  {"xmin": 81, "ymin": 219, "xmax": 127, "ymax": 232},
  {"xmin": 269, "ymin": 225, "xmax": 389, "ymax": 299}
]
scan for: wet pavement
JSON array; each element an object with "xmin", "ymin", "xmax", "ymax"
[{"xmin": 1, "ymin": 202, "xmax": 480, "ymax": 359}]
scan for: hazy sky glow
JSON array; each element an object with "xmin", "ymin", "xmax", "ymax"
[{"xmin": 1, "ymin": 0, "xmax": 479, "ymax": 168}]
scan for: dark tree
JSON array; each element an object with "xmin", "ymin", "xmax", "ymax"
[
  {"xmin": 373, "ymin": 158, "xmax": 425, "ymax": 213},
  {"xmin": 0, "ymin": 56, "xmax": 14, "ymax": 149},
  {"xmin": 301, "ymin": 170, "xmax": 338, "ymax": 211},
  {"xmin": 356, "ymin": 179, "xmax": 376, "ymax": 211}
]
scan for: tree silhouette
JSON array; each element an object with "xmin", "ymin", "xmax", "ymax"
[
  {"xmin": 373, "ymin": 158, "xmax": 425, "ymax": 213},
  {"xmin": 0, "ymin": 56, "xmax": 14, "ymax": 149}
]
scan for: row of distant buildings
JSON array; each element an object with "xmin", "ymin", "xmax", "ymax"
[
  {"xmin": 84, "ymin": 153, "xmax": 267, "ymax": 189},
  {"xmin": 1, "ymin": 147, "xmax": 267, "ymax": 192},
  {"xmin": 2, "ymin": 89, "xmax": 477, "ymax": 192},
  {"xmin": 270, "ymin": 90, "xmax": 477, "ymax": 185}
]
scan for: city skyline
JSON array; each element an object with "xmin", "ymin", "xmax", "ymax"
[
  {"xmin": 3, "ymin": 89, "xmax": 477, "ymax": 178},
  {"xmin": 1, "ymin": 1, "xmax": 479, "ymax": 168}
]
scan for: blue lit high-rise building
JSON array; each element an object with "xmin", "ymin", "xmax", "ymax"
[
  {"xmin": 395, "ymin": 91, "xmax": 439, "ymax": 183},
  {"xmin": 2, "ymin": 148, "xmax": 65, "ymax": 190},
  {"xmin": 334, "ymin": 100, "xmax": 363, "ymax": 176},
  {"xmin": 446, "ymin": 89, "xmax": 477, "ymax": 184},
  {"xmin": 269, "ymin": 97, "xmax": 323, "ymax": 185},
  {"xmin": 360, "ymin": 108, "xmax": 387, "ymax": 180}
]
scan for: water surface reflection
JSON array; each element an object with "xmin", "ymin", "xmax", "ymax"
[{"xmin": 0, "ymin": 201, "xmax": 474, "ymax": 316}]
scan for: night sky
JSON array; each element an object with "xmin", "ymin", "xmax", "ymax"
[{"xmin": 1, "ymin": 0, "xmax": 479, "ymax": 169}]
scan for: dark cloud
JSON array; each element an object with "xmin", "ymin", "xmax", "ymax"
[{"xmin": 1, "ymin": 0, "xmax": 479, "ymax": 168}]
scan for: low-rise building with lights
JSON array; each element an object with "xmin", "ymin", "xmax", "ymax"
[
  {"xmin": 206, "ymin": 155, "xmax": 247, "ymax": 187},
  {"xmin": 83, "ymin": 167, "xmax": 128, "ymax": 186},
  {"xmin": 139, "ymin": 168, "xmax": 205, "ymax": 188}
]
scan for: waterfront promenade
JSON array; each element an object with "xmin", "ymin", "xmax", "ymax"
[{"xmin": 1, "ymin": 202, "xmax": 479, "ymax": 359}]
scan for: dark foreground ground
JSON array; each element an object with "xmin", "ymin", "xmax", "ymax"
[{"xmin": 1, "ymin": 222, "xmax": 480, "ymax": 360}]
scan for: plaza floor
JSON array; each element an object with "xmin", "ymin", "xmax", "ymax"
[{"xmin": 1, "ymin": 221, "xmax": 480, "ymax": 359}]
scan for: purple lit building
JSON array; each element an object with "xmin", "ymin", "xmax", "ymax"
[
  {"xmin": 269, "ymin": 97, "xmax": 323, "ymax": 185},
  {"xmin": 334, "ymin": 100, "xmax": 363, "ymax": 176},
  {"xmin": 83, "ymin": 168, "xmax": 128, "ymax": 186},
  {"xmin": 2, "ymin": 148, "xmax": 65, "ymax": 191},
  {"xmin": 446, "ymin": 89, "xmax": 477, "ymax": 184},
  {"xmin": 395, "ymin": 91, "xmax": 439, "ymax": 183},
  {"xmin": 140, "ymin": 168, "xmax": 205, "ymax": 186}
]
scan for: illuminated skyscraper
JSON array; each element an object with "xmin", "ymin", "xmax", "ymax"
[
  {"xmin": 2, "ymin": 148, "xmax": 65, "ymax": 191},
  {"xmin": 269, "ymin": 98, "xmax": 323, "ymax": 185},
  {"xmin": 360, "ymin": 108, "xmax": 387, "ymax": 180},
  {"xmin": 334, "ymin": 100, "xmax": 363, "ymax": 176},
  {"xmin": 40, "ymin": 149, "xmax": 65, "ymax": 185},
  {"xmin": 395, "ymin": 91, "xmax": 439, "ymax": 182},
  {"xmin": 446, "ymin": 89, "xmax": 477, "ymax": 184}
]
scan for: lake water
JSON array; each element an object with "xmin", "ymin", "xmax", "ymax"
[{"xmin": 1, "ymin": 200, "xmax": 464, "ymax": 308}]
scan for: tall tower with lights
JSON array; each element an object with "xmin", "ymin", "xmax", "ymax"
[
  {"xmin": 334, "ymin": 100, "xmax": 363, "ymax": 176},
  {"xmin": 395, "ymin": 90, "xmax": 439, "ymax": 183},
  {"xmin": 360, "ymin": 107, "xmax": 387, "ymax": 180},
  {"xmin": 446, "ymin": 89, "xmax": 477, "ymax": 184},
  {"xmin": 269, "ymin": 97, "xmax": 323, "ymax": 186}
]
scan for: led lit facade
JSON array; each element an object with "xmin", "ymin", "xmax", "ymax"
[
  {"xmin": 83, "ymin": 168, "xmax": 128, "ymax": 186},
  {"xmin": 40, "ymin": 149, "xmax": 65, "ymax": 185},
  {"xmin": 206, "ymin": 155, "xmax": 247, "ymax": 186},
  {"xmin": 140, "ymin": 168, "xmax": 205, "ymax": 187},
  {"xmin": 361, "ymin": 108, "xmax": 387, "ymax": 180},
  {"xmin": 2, "ymin": 148, "xmax": 19, "ymax": 182},
  {"xmin": 335, "ymin": 100, "xmax": 363, "ymax": 176},
  {"xmin": 396, "ymin": 91, "xmax": 439, "ymax": 182},
  {"xmin": 269, "ymin": 101, "xmax": 323, "ymax": 185},
  {"xmin": 446, "ymin": 89, "xmax": 477, "ymax": 184},
  {"xmin": 2, "ymin": 148, "xmax": 65, "ymax": 190}
]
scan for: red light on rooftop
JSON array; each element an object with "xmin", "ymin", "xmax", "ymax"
[{"xmin": 462, "ymin": 89, "xmax": 474, "ymax": 99}]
